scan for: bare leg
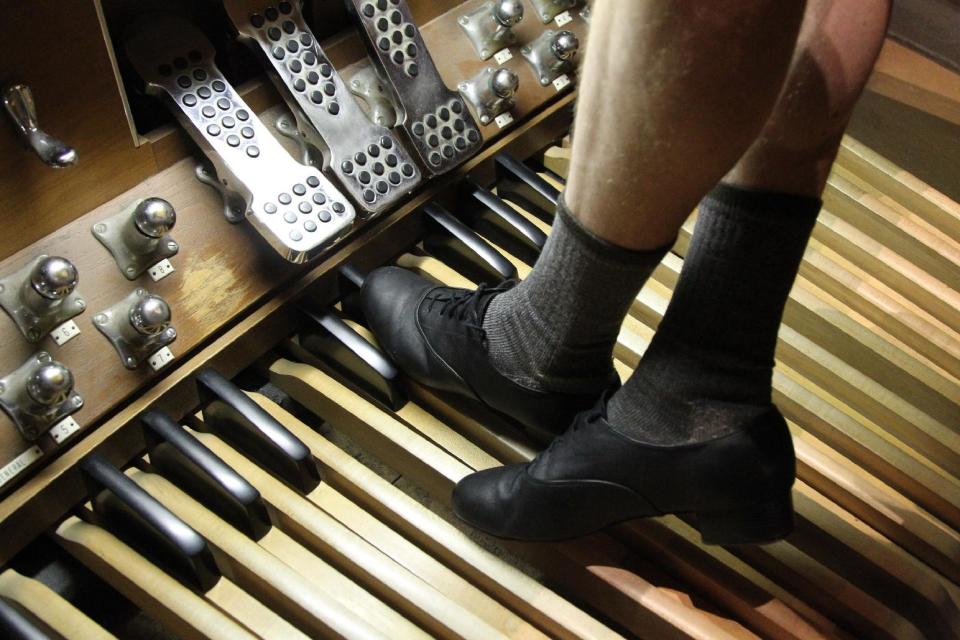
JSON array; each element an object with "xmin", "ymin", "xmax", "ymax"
[
  {"xmin": 725, "ymin": 0, "xmax": 892, "ymax": 196},
  {"xmin": 566, "ymin": 0, "xmax": 807, "ymax": 250}
]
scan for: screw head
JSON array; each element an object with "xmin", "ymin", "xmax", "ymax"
[{"xmin": 94, "ymin": 223, "xmax": 107, "ymax": 234}]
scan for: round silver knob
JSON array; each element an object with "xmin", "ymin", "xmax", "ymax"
[
  {"xmin": 30, "ymin": 256, "xmax": 78, "ymax": 300},
  {"xmin": 490, "ymin": 67, "xmax": 519, "ymax": 98},
  {"xmin": 129, "ymin": 294, "xmax": 171, "ymax": 336},
  {"xmin": 494, "ymin": 0, "xmax": 524, "ymax": 27},
  {"xmin": 26, "ymin": 361, "xmax": 73, "ymax": 406},
  {"xmin": 552, "ymin": 30, "xmax": 579, "ymax": 60},
  {"xmin": 133, "ymin": 197, "xmax": 176, "ymax": 238}
]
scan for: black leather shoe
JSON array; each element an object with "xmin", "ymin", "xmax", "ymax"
[
  {"xmin": 452, "ymin": 398, "xmax": 795, "ymax": 545},
  {"xmin": 359, "ymin": 266, "xmax": 616, "ymax": 442}
]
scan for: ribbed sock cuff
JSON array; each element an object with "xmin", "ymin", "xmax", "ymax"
[
  {"xmin": 705, "ymin": 183, "xmax": 822, "ymax": 220},
  {"xmin": 557, "ymin": 194, "xmax": 673, "ymax": 266}
]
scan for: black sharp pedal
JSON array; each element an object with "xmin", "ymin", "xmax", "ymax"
[
  {"xmin": 494, "ymin": 152, "xmax": 559, "ymax": 221},
  {"xmin": 125, "ymin": 15, "xmax": 356, "ymax": 263},
  {"xmin": 422, "ymin": 203, "xmax": 517, "ymax": 284},
  {"xmin": 141, "ymin": 410, "xmax": 272, "ymax": 540},
  {"xmin": 297, "ymin": 307, "xmax": 407, "ymax": 411},
  {"xmin": 224, "ymin": 0, "xmax": 423, "ymax": 214},
  {"xmin": 195, "ymin": 369, "xmax": 321, "ymax": 493},
  {"xmin": 347, "ymin": 0, "xmax": 483, "ymax": 175},
  {"xmin": 463, "ymin": 181, "xmax": 546, "ymax": 265},
  {"xmin": 80, "ymin": 453, "xmax": 220, "ymax": 593}
]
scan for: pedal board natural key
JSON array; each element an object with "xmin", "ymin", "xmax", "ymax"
[
  {"xmin": 347, "ymin": 0, "xmax": 483, "ymax": 175},
  {"xmin": 224, "ymin": 0, "xmax": 423, "ymax": 214},
  {"xmin": 125, "ymin": 15, "xmax": 356, "ymax": 263}
]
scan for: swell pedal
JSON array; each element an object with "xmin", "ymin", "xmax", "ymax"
[
  {"xmin": 347, "ymin": 0, "xmax": 482, "ymax": 175},
  {"xmin": 224, "ymin": 0, "xmax": 422, "ymax": 214},
  {"xmin": 125, "ymin": 15, "xmax": 356, "ymax": 263}
]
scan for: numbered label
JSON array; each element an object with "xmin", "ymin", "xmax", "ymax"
[
  {"xmin": 0, "ymin": 446, "xmax": 42, "ymax": 489},
  {"xmin": 495, "ymin": 112, "xmax": 514, "ymax": 128},
  {"xmin": 148, "ymin": 259, "xmax": 175, "ymax": 282},
  {"xmin": 552, "ymin": 74, "xmax": 572, "ymax": 92},
  {"xmin": 49, "ymin": 416, "xmax": 81, "ymax": 445},
  {"xmin": 554, "ymin": 10, "xmax": 573, "ymax": 27},
  {"xmin": 493, "ymin": 48, "xmax": 513, "ymax": 65},
  {"xmin": 50, "ymin": 320, "xmax": 81, "ymax": 346},
  {"xmin": 148, "ymin": 346, "xmax": 175, "ymax": 371}
]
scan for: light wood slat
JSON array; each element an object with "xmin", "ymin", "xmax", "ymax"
[
  {"xmin": 125, "ymin": 469, "xmax": 389, "ymax": 640},
  {"xmin": 248, "ymin": 393, "xmax": 624, "ymax": 640},
  {"xmin": 725, "ymin": 535, "xmax": 924, "ymax": 640},
  {"xmin": 835, "ymin": 136, "xmax": 960, "ymax": 242},
  {"xmin": 823, "ymin": 174, "xmax": 960, "ymax": 290},
  {"xmin": 804, "ymin": 230, "xmax": 960, "ymax": 370},
  {"xmin": 785, "ymin": 279, "xmax": 960, "ymax": 427},
  {"xmin": 187, "ymin": 429, "xmax": 521, "ymax": 640},
  {"xmin": 396, "ymin": 400, "xmax": 502, "ymax": 471},
  {"xmin": 53, "ymin": 516, "xmax": 259, "ymax": 640},
  {"xmin": 0, "ymin": 569, "xmax": 116, "ymax": 640},
  {"xmin": 204, "ymin": 574, "xmax": 312, "ymax": 640},
  {"xmin": 809, "ymin": 207, "xmax": 960, "ymax": 334},
  {"xmin": 791, "ymin": 425, "xmax": 960, "ymax": 588},
  {"xmin": 614, "ymin": 521, "xmax": 853, "ymax": 640},
  {"xmin": 788, "ymin": 482, "xmax": 960, "ymax": 638},
  {"xmin": 265, "ymin": 366, "xmax": 758, "ymax": 639}
]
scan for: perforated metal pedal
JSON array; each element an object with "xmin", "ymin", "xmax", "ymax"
[
  {"xmin": 224, "ymin": 0, "xmax": 422, "ymax": 214},
  {"xmin": 125, "ymin": 15, "xmax": 355, "ymax": 263},
  {"xmin": 347, "ymin": 0, "xmax": 482, "ymax": 175}
]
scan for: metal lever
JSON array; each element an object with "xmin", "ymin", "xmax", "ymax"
[
  {"xmin": 522, "ymin": 29, "xmax": 579, "ymax": 86},
  {"xmin": 0, "ymin": 352, "xmax": 83, "ymax": 441},
  {"xmin": 347, "ymin": 0, "xmax": 482, "ymax": 174},
  {"xmin": 92, "ymin": 197, "xmax": 179, "ymax": 279},
  {"xmin": 2, "ymin": 84, "xmax": 77, "ymax": 168},
  {"xmin": 458, "ymin": 0, "xmax": 524, "ymax": 60},
  {"xmin": 458, "ymin": 66, "xmax": 518, "ymax": 125},
  {"xmin": 92, "ymin": 289, "xmax": 176, "ymax": 369},
  {"xmin": 224, "ymin": 0, "xmax": 422, "ymax": 214},
  {"xmin": 0, "ymin": 255, "xmax": 85, "ymax": 343},
  {"xmin": 125, "ymin": 14, "xmax": 356, "ymax": 263}
]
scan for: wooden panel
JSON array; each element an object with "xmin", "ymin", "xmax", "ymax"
[{"xmin": 0, "ymin": 1, "xmax": 157, "ymax": 259}]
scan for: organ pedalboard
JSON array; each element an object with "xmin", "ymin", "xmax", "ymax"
[{"xmin": 0, "ymin": 1, "xmax": 959, "ymax": 639}]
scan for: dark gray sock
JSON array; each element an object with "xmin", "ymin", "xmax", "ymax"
[
  {"xmin": 483, "ymin": 196, "xmax": 669, "ymax": 394},
  {"xmin": 607, "ymin": 184, "xmax": 821, "ymax": 444}
]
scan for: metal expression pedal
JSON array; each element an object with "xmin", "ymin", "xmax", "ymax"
[
  {"xmin": 223, "ymin": 0, "xmax": 422, "ymax": 214},
  {"xmin": 347, "ymin": 0, "xmax": 482, "ymax": 175},
  {"xmin": 125, "ymin": 16, "xmax": 355, "ymax": 263}
]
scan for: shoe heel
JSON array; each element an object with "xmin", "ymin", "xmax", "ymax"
[{"xmin": 697, "ymin": 493, "xmax": 794, "ymax": 545}]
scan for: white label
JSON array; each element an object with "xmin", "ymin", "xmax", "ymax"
[
  {"xmin": 0, "ymin": 446, "xmax": 43, "ymax": 489},
  {"xmin": 554, "ymin": 10, "xmax": 573, "ymax": 27},
  {"xmin": 49, "ymin": 415, "xmax": 81, "ymax": 444},
  {"xmin": 148, "ymin": 259, "xmax": 175, "ymax": 282},
  {"xmin": 493, "ymin": 48, "xmax": 513, "ymax": 65},
  {"xmin": 148, "ymin": 346, "xmax": 175, "ymax": 371},
  {"xmin": 50, "ymin": 320, "xmax": 81, "ymax": 346},
  {"xmin": 494, "ymin": 112, "xmax": 514, "ymax": 128},
  {"xmin": 552, "ymin": 74, "xmax": 572, "ymax": 92}
]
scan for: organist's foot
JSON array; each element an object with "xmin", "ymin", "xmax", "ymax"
[
  {"xmin": 359, "ymin": 265, "xmax": 616, "ymax": 442},
  {"xmin": 452, "ymin": 396, "xmax": 795, "ymax": 544}
]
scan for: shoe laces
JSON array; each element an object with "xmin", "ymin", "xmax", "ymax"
[
  {"xmin": 423, "ymin": 280, "xmax": 517, "ymax": 341},
  {"xmin": 537, "ymin": 394, "xmax": 609, "ymax": 459}
]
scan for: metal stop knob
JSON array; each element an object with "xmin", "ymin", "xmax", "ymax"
[
  {"xmin": 494, "ymin": 0, "xmax": 524, "ymax": 26},
  {"xmin": 133, "ymin": 197, "xmax": 177, "ymax": 238},
  {"xmin": 491, "ymin": 68, "xmax": 519, "ymax": 98},
  {"xmin": 26, "ymin": 361, "xmax": 73, "ymax": 406},
  {"xmin": 129, "ymin": 294, "xmax": 171, "ymax": 336},
  {"xmin": 551, "ymin": 30, "xmax": 579, "ymax": 60},
  {"xmin": 30, "ymin": 256, "xmax": 78, "ymax": 300}
]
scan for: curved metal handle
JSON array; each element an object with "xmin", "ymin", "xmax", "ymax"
[{"xmin": 2, "ymin": 84, "xmax": 78, "ymax": 168}]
